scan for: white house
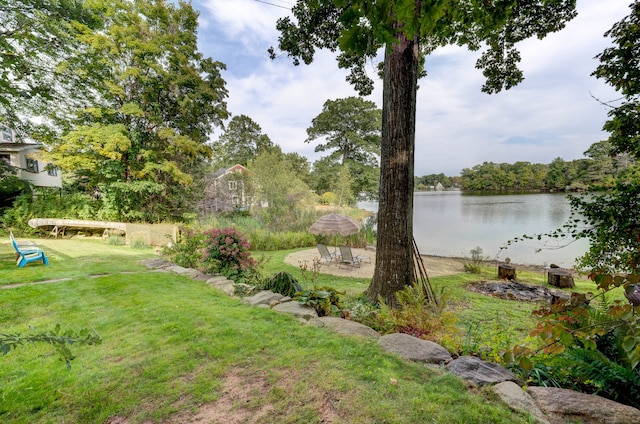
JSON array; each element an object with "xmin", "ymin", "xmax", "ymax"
[{"xmin": 0, "ymin": 128, "xmax": 62, "ymax": 188}]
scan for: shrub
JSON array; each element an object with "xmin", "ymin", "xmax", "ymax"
[
  {"xmin": 163, "ymin": 227, "xmax": 207, "ymax": 269},
  {"xmin": 295, "ymin": 286, "xmax": 344, "ymax": 317},
  {"xmin": 131, "ymin": 239, "xmax": 149, "ymax": 250},
  {"xmin": 505, "ymin": 273, "xmax": 640, "ymax": 409},
  {"xmin": 463, "ymin": 246, "xmax": 487, "ymax": 274},
  {"xmin": 261, "ymin": 272, "xmax": 303, "ymax": 297},
  {"xmin": 199, "ymin": 227, "xmax": 256, "ymax": 283},
  {"xmin": 319, "ymin": 192, "xmax": 338, "ymax": 205},
  {"xmin": 106, "ymin": 235, "xmax": 126, "ymax": 246},
  {"xmin": 370, "ymin": 283, "xmax": 460, "ymax": 351},
  {"xmin": 244, "ymin": 228, "xmax": 316, "ymax": 251}
]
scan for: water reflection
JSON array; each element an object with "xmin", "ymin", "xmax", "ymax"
[{"xmin": 359, "ymin": 191, "xmax": 588, "ymax": 267}]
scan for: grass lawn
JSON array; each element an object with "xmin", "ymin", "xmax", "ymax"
[{"xmin": 1, "ymin": 237, "xmax": 589, "ymax": 423}]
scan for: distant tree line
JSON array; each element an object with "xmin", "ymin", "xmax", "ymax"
[
  {"xmin": 414, "ymin": 173, "xmax": 460, "ymax": 190},
  {"xmin": 458, "ymin": 141, "xmax": 633, "ymax": 191}
]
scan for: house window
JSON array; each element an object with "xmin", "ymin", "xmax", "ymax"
[
  {"xmin": 0, "ymin": 154, "xmax": 10, "ymax": 166},
  {"xmin": 2, "ymin": 128, "xmax": 12, "ymax": 142},
  {"xmin": 228, "ymin": 180, "xmax": 237, "ymax": 190},
  {"xmin": 47, "ymin": 164, "xmax": 57, "ymax": 176},
  {"xmin": 26, "ymin": 157, "xmax": 39, "ymax": 173}
]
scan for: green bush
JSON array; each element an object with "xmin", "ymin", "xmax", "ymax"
[
  {"xmin": 2, "ymin": 189, "xmax": 98, "ymax": 233},
  {"xmin": 162, "ymin": 227, "xmax": 207, "ymax": 269},
  {"xmin": 463, "ymin": 246, "xmax": 487, "ymax": 274},
  {"xmin": 245, "ymin": 228, "xmax": 316, "ymax": 251},
  {"xmin": 131, "ymin": 239, "xmax": 150, "ymax": 250},
  {"xmin": 106, "ymin": 235, "xmax": 126, "ymax": 246},
  {"xmin": 368, "ymin": 283, "xmax": 459, "ymax": 352},
  {"xmin": 507, "ymin": 282, "xmax": 640, "ymax": 410},
  {"xmin": 295, "ymin": 286, "xmax": 344, "ymax": 317},
  {"xmin": 261, "ymin": 272, "xmax": 303, "ymax": 297},
  {"xmin": 200, "ymin": 227, "xmax": 256, "ymax": 283},
  {"xmin": 319, "ymin": 192, "xmax": 338, "ymax": 205}
]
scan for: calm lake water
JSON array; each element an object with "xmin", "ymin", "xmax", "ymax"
[{"xmin": 359, "ymin": 191, "xmax": 589, "ymax": 267}]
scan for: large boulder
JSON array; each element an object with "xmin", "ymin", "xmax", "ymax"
[
  {"xmin": 378, "ymin": 333, "xmax": 452, "ymax": 364},
  {"xmin": 243, "ymin": 290, "xmax": 286, "ymax": 306},
  {"xmin": 446, "ymin": 356, "xmax": 522, "ymax": 386},
  {"xmin": 206, "ymin": 276, "xmax": 235, "ymax": 296},
  {"xmin": 493, "ymin": 381, "xmax": 549, "ymax": 424},
  {"xmin": 272, "ymin": 301, "xmax": 318, "ymax": 320},
  {"xmin": 527, "ymin": 386, "xmax": 640, "ymax": 424},
  {"xmin": 165, "ymin": 265, "xmax": 209, "ymax": 281},
  {"xmin": 318, "ymin": 317, "xmax": 380, "ymax": 339}
]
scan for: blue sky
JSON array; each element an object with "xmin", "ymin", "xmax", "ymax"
[{"xmin": 192, "ymin": 0, "xmax": 631, "ymax": 176}]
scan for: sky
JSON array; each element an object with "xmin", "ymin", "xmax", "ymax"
[{"xmin": 191, "ymin": 0, "xmax": 632, "ymax": 177}]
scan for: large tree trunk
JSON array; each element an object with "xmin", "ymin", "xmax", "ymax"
[{"xmin": 365, "ymin": 33, "xmax": 419, "ymax": 306}]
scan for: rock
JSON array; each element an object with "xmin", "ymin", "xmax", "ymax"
[
  {"xmin": 207, "ymin": 279, "xmax": 235, "ymax": 295},
  {"xmin": 206, "ymin": 276, "xmax": 230, "ymax": 285},
  {"xmin": 527, "ymin": 386, "xmax": 640, "ymax": 424},
  {"xmin": 243, "ymin": 290, "xmax": 286, "ymax": 306},
  {"xmin": 187, "ymin": 269, "xmax": 210, "ymax": 281},
  {"xmin": 165, "ymin": 265, "xmax": 191, "ymax": 274},
  {"xmin": 492, "ymin": 381, "xmax": 549, "ymax": 424},
  {"xmin": 318, "ymin": 316, "xmax": 380, "ymax": 339},
  {"xmin": 378, "ymin": 333, "xmax": 452, "ymax": 364},
  {"xmin": 165, "ymin": 266, "xmax": 208, "ymax": 280},
  {"xmin": 446, "ymin": 356, "xmax": 522, "ymax": 386},
  {"xmin": 272, "ymin": 301, "xmax": 318, "ymax": 320},
  {"xmin": 139, "ymin": 258, "xmax": 171, "ymax": 269},
  {"xmin": 301, "ymin": 317, "xmax": 325, "ymax": 327}
]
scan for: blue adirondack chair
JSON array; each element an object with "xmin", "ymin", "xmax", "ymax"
[{"xmin": 10, "ymin": 232, "xmax": 49, "ymax": 268}]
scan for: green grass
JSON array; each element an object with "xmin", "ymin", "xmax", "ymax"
[{"xmin": 2, "ymin": 239, "xmax": 593, "ymax": 423}]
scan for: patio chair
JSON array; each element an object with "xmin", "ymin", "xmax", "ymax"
[
  {"xmin": 317, "ymin": 244, "xmax": 338, "ymax": 264},
  {"xmin": 338, "ymin": 245, "xmax": 371, "ymax": 269},
  {"xmin": 10, "ymin": 231, "xmax": 38, "ymax": 249},
  {"xmin": 10, "ymin": 232, "xmax": 49, "ymax": 268}
]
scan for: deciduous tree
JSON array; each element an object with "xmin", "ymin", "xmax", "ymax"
[
  {"xmin": 249, "ymin": 151, "xmax": 312, "ymax": 231},
  {"xmin": 47, "ymin": 0, "xmax": 229, "ymax": 222},
  {"xmin": 568, "ymin": 1, "xmax": 640, "ymax": 273},
  {"xmin": 270, "ymin": 0, "xmax": 577, "ymax": 305},
  {"xmin": 0, "ymin": 0, "xmax": 100, "ymax": 135}
]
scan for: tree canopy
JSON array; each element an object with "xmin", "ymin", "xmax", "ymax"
[
  {"xmin": 568, "ymin": 1, "xmax": 640, "ymax": 273},
  {"xmin": 271, "ymin": 0, "xmax": 578, "ymax": 304},
  {"xmin": 0, "ymin": 0, "xmax": 101, "ymax": 135},
  {"xmin": 306, "ymin": 96, "xmax": 381, "ymax": 199},
  {"xmin": 45, "ymin": 0, "xmax": 229, "ymax": 222},
  {"xmin": 211, "ymin": 115, "xmax": 275, "ymax": 168}
]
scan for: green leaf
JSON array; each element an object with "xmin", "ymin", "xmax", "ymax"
[
  {"xmin": 622, "ymin": 336, "xmax": 636, "ymax": 352},
  {"xmin": 559, "ymin": 331, "xmax": 574, "ymax": 347},
  {"xmin": 519, "ymin": 357, "xmax": 533, "ymax": 371}
]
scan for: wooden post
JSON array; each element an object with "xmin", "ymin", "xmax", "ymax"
[
  {"xmin": 547, "ymin": 269, "xmax": 574, "ymax": 288},
  {"xmin": 498, "ymin": 264, "xmax": 516, "ymax": 280}
]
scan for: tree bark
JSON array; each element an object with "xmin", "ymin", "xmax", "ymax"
[{"xmin": 365, "ymin": 33, "xmax": 419, "ymax": 306}]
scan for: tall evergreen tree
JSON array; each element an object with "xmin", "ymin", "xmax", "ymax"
[{"xmin": 211, "ymin": 115, "xmax": 274, "ymax": 168}]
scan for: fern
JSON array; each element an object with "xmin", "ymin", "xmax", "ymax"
[
  {"xmin": 261, "ymin": 272, "xmax": 303, "ymax": 297},
  {"xmin": 376, "ymin": 283, "xmax": 459, "ymax": 349},
  {"xmin": 567, "ymin": 348, "xmax": 640, "ymax": 409}
]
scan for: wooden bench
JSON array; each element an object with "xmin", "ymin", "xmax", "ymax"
[{"xmin": 10, "ymin": 232, "xmax": 49, "ymax": 268}]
